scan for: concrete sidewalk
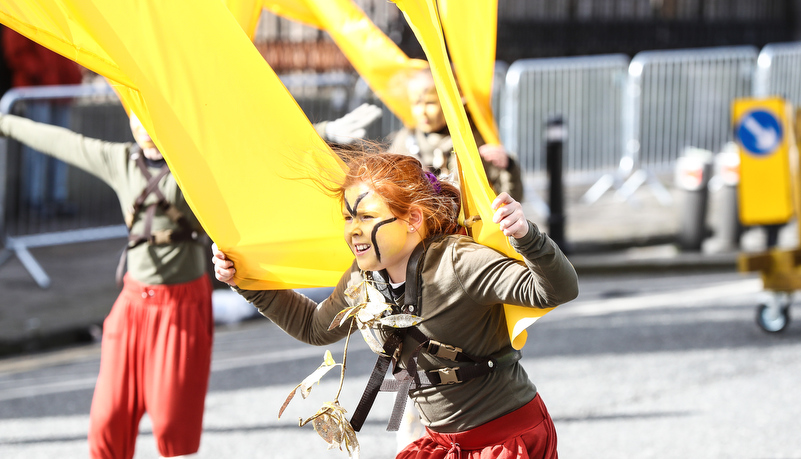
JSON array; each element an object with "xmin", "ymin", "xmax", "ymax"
[{"xmin": 0, "ymin": 180, "xmax": 786, "ymax": 357}]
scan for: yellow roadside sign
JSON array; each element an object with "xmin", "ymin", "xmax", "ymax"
[{"xmin": 733, "ymin": 97, "xmax": 794, "ymax": 226}]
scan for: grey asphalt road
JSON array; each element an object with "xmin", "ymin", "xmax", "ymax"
[{"xmin": 1, "ymin": 269, "xmax": 800, "ymax": 459}]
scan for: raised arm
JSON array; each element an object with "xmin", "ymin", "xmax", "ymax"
[
  {"xmin": 450, "ymin": 192, "xmax": 578, "ymax": 309},
  {"xmin": 0, "ymin": 113, "xmax": 127, "ymax": 187}
]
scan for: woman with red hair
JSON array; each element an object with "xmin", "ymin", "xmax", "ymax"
[{"xmin": 213, "ymin": 151, "xmax": 578, "ymax": 458}]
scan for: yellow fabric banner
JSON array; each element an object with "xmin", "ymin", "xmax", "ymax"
[
  {"xmin": 438, "ymin": 0, "xmax": 501, "ymax": 145},
  {"xmin": 259, "ymin": 0, "xmax": 427, "ymax": 128},
  {"xmin": 391, "ymin": 0, "xmax": 554, "ymax": 349},
  {"xmin": 223, "ymin": 0, "xmax": 265, "ymax": 40},
  {"xmin": 255, "ymin": 0, "xmax": 500, "ymax": 141},
  {"xmin": 0, "ymin": 0, "xmax": 353, "ymax": 290},
  {"xmin": 0, "ymin": 0, "xmax": 551, "ymax": 348},
  {"xmin": 259, "ymin": 0, "xmax": 321, "ymax": 31}
]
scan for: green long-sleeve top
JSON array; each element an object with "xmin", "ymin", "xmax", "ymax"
[
  {"xmin": 236, "ymin": 221, "xmax": 578, "ymax": 432},
  {"xmin": 0, "ymin": 114, "xmax": 206, "ymax": 285}
]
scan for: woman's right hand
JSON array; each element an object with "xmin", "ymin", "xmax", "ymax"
[{"xmin": 211, "ymin": 243, "xmax": 237, "ymax": 286}]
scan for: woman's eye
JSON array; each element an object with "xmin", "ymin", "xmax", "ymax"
[{"xmin": 343, "ymin": 216, "xmax": 353, "ymax": 222}]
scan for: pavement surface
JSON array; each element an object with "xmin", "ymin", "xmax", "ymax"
[{"xmin": 0, "ymin": 175, "xmax": 796, "ymax": 357}]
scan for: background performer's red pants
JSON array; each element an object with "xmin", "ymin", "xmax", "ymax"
[
  {"xmin": 397, "ymin": 393, "xmax": 558, "ymax": 459},
  {"xmin": 88, "ymin": 274, "xmax": 213, "ymax": 459}
]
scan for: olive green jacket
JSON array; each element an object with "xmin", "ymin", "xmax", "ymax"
[{"xmin": 236, "ymin": 221, "xmax": 578, "ymax": 432}]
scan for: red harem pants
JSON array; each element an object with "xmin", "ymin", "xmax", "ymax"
[
  {"xmin": 88, "ymin": 273, "xmax": 213, "ymax": 459},
  {"xmin": 396, "ymin": 394, "xmax": 557, "ymax": 459}
]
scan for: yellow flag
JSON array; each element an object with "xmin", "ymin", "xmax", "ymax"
[
  {"xmin": 257, "ymin": 0, "xmax": 321, "ymax": 29},
  {"xmin": 259, "ymin": 0, "xmax": 427, "ymax": 128},
  {"xmin": 253, "ymin": 0, "xmax": 501, "ymax": 140},
  {"xmin": 223, "ymin": 0, "xmax": 265, "ymax": 40},
  {"xmin": 438, "ymin": 0, "xmax": 501, "ymax": 145},
  {"xmin": 0, "ymin": 0, "xmax": 353, "ymax": 290},
  {"xmin": 392, "ymin": 0, "xmax": 554, "ymax": 349}
]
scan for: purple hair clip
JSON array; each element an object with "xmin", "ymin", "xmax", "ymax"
[{"xmin": 424, "ymin": 171, "xmax": 442, "ymax": 194}]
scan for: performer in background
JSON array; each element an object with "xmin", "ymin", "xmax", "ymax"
[
  {"xmin": 389, "ymin": 67, "xmax": 524, "ymax": 203},
  {"xmin": 0, "ymin": 112, "xmax": 212, "ymax": 458}
]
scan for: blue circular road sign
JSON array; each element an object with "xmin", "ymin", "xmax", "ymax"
[{"xmin": 736, "ymin": 109, "xmax": 783, "ymax": 156}]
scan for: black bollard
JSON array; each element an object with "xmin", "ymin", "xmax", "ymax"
[{"xmin": 546, "ymin": 115, "xmax": 567, "ymax": 251}]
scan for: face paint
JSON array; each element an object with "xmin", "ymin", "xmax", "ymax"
[
  {"xmin": 344, "ymin": 190, "xmax": 399, "ymax": 261},
  {"xmin": 370, "ymin": 217, "xmax": 397, "ymax": 262},
  {"xmin": 345, "ymin": 192, "xmax": 368, "ymax": 218},
  {"xmin": 342, "ymin": 183, "xmax": 416, "ymax": 278}
]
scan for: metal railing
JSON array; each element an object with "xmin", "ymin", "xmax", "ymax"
[
  {"xmin": 0, "ymin": 84, "xmax": 129, "ymax": 288},
  {"xmin": 627, "ymin": 46, "xmax": 758, "ymax": 172},
  {"xmin": 581, "ymin": 46, "xmax": 757, "ymax": 204},
  {"xmin": 500, "ymin": 54, "xmax": 629, "ymax": 178},
  {"xmin": 754, "ymin": 42, "xmax": 801, "ymax": 103},
  {"xmin": 280, "ymin": 72, "xmax": 358, "ymax": 123}
]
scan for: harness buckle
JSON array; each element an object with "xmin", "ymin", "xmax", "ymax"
[
  {"xmin": 433, "ymin": 367, "xmax": 461, "ymax": 385},
  {"xmin": 427, "ymin": 340, "xmax": 462, "ymax": 361},
  {"xmin": 150, "ymin": 229, "xmax": 173, "ymax": 245},
  {"xmin": 391, "ymin": 342, "xmax": 403, "ymax": 364}
]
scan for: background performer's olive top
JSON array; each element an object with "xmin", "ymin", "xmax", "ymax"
[
  {"xmin": 236, "ymin": 222, "xmax": 578, "ymax": 432},
  {"xmin": 0, "ymin": 114, "xmax": 206, "ymax": 285}
]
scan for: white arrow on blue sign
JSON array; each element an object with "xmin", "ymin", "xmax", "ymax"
[{"xmin": 736, "ymin": 110, "xmax": 783, "ymax": 155}]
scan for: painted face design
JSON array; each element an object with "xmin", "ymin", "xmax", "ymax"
[
  {"xmin": 409, "ymin": 80, "xmax": 446, "ymax": 134},
  {"xmin": 342, "ymin": 183, "xmax": 411, "ymax": 274}
]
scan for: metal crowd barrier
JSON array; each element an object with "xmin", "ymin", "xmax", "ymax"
[
  {"xmin": 352, "ymin": 76, "xmax": 405, "ymax": 142},
  {"xmin": 0, "ymin": 83, "xmax": 129, "ymax": 288},
  {"xmin": 500, "ymin": 54, "xmax": 629, "ymax": 179},
  {"xmin": 754, "ymin": 42, "xmax": 801, "ymax": 103},
  {"xmin": 281, "ymin": 71, "xmax": 358, "ymax": 124},
  {"xmin": 627, "ymin": 46, "xmax": 758, "ymax": 171},
  {"xmin": 582, "ymin": 46, "xmax": 758, "ymax": 204}
]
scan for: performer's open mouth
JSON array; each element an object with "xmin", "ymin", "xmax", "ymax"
[{"xmin": 354, "ymin": 243, "xmax": 371, "ymax": 255}]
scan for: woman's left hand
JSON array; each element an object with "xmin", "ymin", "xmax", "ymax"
[
  {"xmin": 491, "ymin": 192, "xmax": 529, "ymax": 239},
  {"xmin": 211, "ymin": 243, "xmax": 238, "ymax": 286}
]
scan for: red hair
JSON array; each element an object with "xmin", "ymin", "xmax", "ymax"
[{"xmin": 331, "ymin": 149, "xmax": 461, "ymax": 237}]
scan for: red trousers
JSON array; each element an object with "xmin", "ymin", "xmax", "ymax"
[
  {"xmin": 88, "ymin": 274, "xmax": 213, "ymax": 459},
  {"xmin": 397, "ymin": 394, "xmax": 558, "ymax": 459}
]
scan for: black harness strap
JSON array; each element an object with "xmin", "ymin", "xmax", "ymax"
[
  {"xmin": 349, "ymin": 240, "xmax": 428, "ymax": 432},
  {"xmin": 115, "ymin": 150, "xmax": 198, "ymax": 286},
  {"xmin": 384, "ymin": 338, "xmax": 429, "ymax": 430},
  {"xmin": 401, "ymin": 240, "xmax": 428, "ymax": 315},
  {"xmin": 348, "ymin": 238, "xmax": 524, "ymax": 432},
  {"xmin": 349, "ymin": 333, "xmax": 402, "ymax": 431},
  {"xmin": 383, "ymin": 348, "xmax": 523, "ymax": 388}
]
